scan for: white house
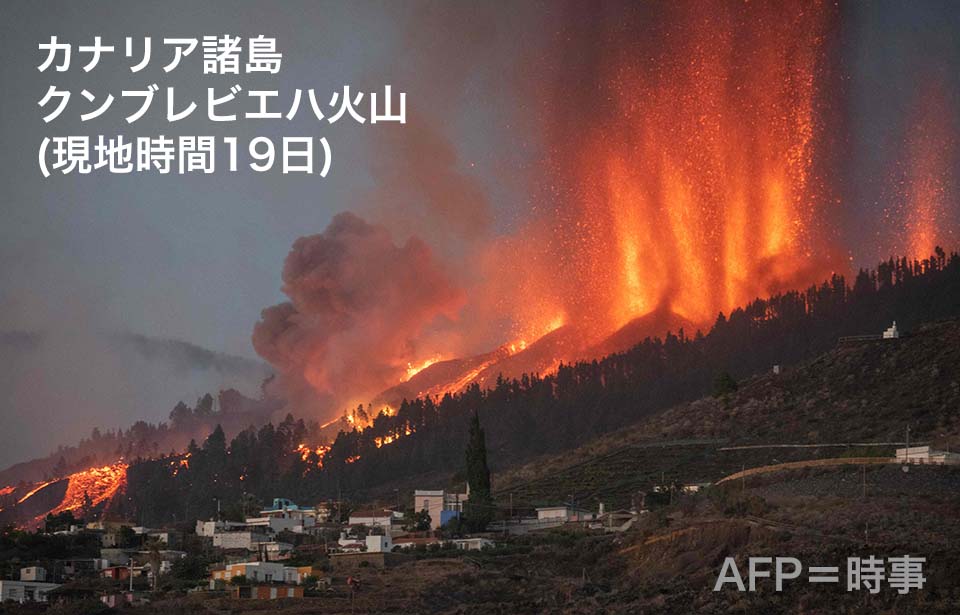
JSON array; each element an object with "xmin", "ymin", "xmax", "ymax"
[
  {"xmin": 347, "ymin": 509, "xmax": 399, "ymax": 529},
  {"xmin": 883, "ymin": 321, "xmax": 900, "ymax": 339},
  {"xmin": 452, "ymin": 537, "xmax": 494, "ymax": 551},
  {"xmin": 262, "ymin": 541, "xmax": 294, "ymax": 559},
  {"xmin": 244, "ymin": 515, "xmax": 303, "ymax": 534},
  {"xmin": 196, "ymin": 520, "xmax": 245, "ymax": 537},
  {"xmin": 210, "ymin": 561, "xmax": 289, "ymax": 585},
  {"xmin": 253, "ymin": 498, "xmax": 319, "ymax": 531},
  {"xmin": 0, "ymin": 579, "xmax": 61, "ymax": 603},
  {"xmin": 896, "ymin": 446, "xmax": 960, "ymax": 465},
  {"xmin": 20, "ymin": 567, "xmax": 46, "ymax": 582},
  {"xmin": 212, "ymin": 530, "xmax": 270, "ymax": 551},
  {"xmin": 336, "ymin": 536, "xmax": 366, "ymax": 552},
  {"xmin": 536, "ymin": 505, "xmax": 592, "ymax": 523},
  {"xmin": 414, "ymin": 487, "xmax": 469, "ymax": 529},
  {"xmin": 365, "ymin": 534, "xmax": 393, "ymax": 553}
]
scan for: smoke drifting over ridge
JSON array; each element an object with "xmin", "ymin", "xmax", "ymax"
[
  {"xmin": 252, "ymin": 212, "xmax": 464, "ymax": 412},
  {"xmin": 0, "ymin": 330, "xmax": 269, "ymax": 469}
]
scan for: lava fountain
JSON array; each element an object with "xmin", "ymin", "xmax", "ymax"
[
  {"xmin": 534, "ymin": 0, "xmax": 842, "ymax": 337},
  {"xmin": 899, "ymin": 82, "xmax": 958, "ymax": 259}
]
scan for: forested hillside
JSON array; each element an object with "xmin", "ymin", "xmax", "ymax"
[{"xmin": 118, "ymin": 250, "xmax": 960, "ymax": 525}]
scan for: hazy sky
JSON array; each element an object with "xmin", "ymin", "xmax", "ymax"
[
  {"xmin": 1, "ymin": 1, "xmax": 958, "ymax": 469},
  {"xmin": 0, "ymin": 0, "xmax": 532, "ymax": 467},
  {"xmin": 2, "ymin": 1, "xmax": 416, "ymax": 357}
]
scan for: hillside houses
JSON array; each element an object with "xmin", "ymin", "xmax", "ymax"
[
  {"xmin": 414, "ymin": 488, "xmax": 469, "ymax": 529},
  {"xmin": 198, "ymin": 498, "xmax": 328, "ymax": 557},
  {"xmin": 0, "ymin": 567, "xmax": 60, "ymax": 604}
]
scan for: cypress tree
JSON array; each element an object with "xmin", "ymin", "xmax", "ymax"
[{"xmin": 464, "ymin": 411, "xmax": 492, "ymax": 531}]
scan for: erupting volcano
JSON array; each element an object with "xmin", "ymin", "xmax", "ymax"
[
  {"xmin": 545, "ymin": 2, "xmax": 839, "ymax": 331},
  {"xmin": 253, "ymin": 0, "xmax": 957, "ymax": 423}
]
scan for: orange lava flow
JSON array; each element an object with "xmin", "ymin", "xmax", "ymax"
[
  {"xmin": 47, "ymin": 463, "xmax": 128, "ymax": 516},
  {"xmin": 543, "ymin": 1, "xmax": 839, "ymax": 335},
  {"xmin": 404, "ymin": 356, "xmax": 443, "ymax": 382},
  {"xmin": 16, "ymin": 480, "xmax": 56, "ymax": 505}
]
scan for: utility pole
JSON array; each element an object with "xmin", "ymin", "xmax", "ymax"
[
  {"xmin": 861, "ymin": 465, "xmax": 866, "ymax": 498},
  {"xmin": 128, "ymin": 558, "xmax": 134, "ymax": 593},
  {"xmin": 905, "ymin": 426, "xmax": 910, "ymax": 462}
]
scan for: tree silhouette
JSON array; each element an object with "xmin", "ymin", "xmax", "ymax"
[{"xmin": 464, "ymin": 412, "xmax": 493, "ymax": 531}]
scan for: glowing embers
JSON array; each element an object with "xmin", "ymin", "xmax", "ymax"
[
  {"xmin": 295, "ymin": 443, "xmax": 331, "ymax": 468},
  {"xmin": 167, "ymin": 452, "xmax": 191, "ymax": 476},
  {"xmin": 373, "ymin": 424, "xmax": 414, "ymax": 449},
  {"xmin": 341, "ymin": 404, "xmax": 395, "ymax": 430}
]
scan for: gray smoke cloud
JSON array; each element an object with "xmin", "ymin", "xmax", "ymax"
[{"xmin": 252, "ymin": 212, "xmax": 464, "ymax": 415}]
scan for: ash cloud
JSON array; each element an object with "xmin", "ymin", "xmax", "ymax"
[{"xmin": 252, "ymin": 212, "xmax": 464, "ymax": 414}]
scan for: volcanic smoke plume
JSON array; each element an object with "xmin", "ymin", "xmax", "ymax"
[
  {"xmin": 252, "ymin": 212, "xmax": 464, "ymax": 412},
  {"xmin": 254, "ymin": 0, "xmax": 959, "ymax": 418}
]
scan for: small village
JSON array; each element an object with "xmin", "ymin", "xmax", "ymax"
[
  {"xmin": 0, "ymin": 486, "xmax": 650, "ymax": 607},
  {"xmin": 3, "ymin": 436, "xmax": 959, "ymax": 609}
]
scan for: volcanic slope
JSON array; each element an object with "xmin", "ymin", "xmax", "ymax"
[{"xmin": 494, "ymin": 318, "xmax": 960, "ymax": 506}]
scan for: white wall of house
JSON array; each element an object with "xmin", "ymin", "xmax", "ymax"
[
  {"xmin": 20, "ymin": 567, "xmax": 46, "ymax": 582},
  {"xmin": 452, "ymin": 538, "xmax": 493, "ymax": 551},
  {"xmin": 213, "ymin": 531, "xmax": 269, "ymax": 551},
  {"xmin": 347, "ymin": 513, "xmax": 394, "ymax": 528},
  {"xmin": 414, "ymin": 489, "xmax": 468, "ymax": 529},
  {"xmin": 226, "ymin": 562, "xmax": 280, "ymax": 582},
  {"xmin": 896, "ymin": 446, "xmax": 960, "ymax": 464},
  {"xmin": 196, "ymin": 520, "xmax": 245, "ymax": 537},
  {"xmin": 536, "ymin": 507, "xmax": 571, "ymax": 521},
  {"xmin": 366, "ymin": 534, "xmax": 393, "ymax": 553},
  {"xmin": 0, "ymin": 581, "xmax": 61, "ymax": 603}
]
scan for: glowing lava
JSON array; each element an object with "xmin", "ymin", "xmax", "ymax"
[
  {"xmin": 47, "ymin": 463, "xmax": 128, "ymax": 516},
  {"xmin": 16, "ymin": 480, "xmax": 55, "ymax": 505},
  {"xmin": 404, "ymin": 356, "xmax": 443, "ymax": 382},
  {"xmin": 538, "ymin": 1, "xmax": 840, "ymax": 336},
  {"xmin": 900, "ymin": 82, "xmax": 958, "ymax": 259}
]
